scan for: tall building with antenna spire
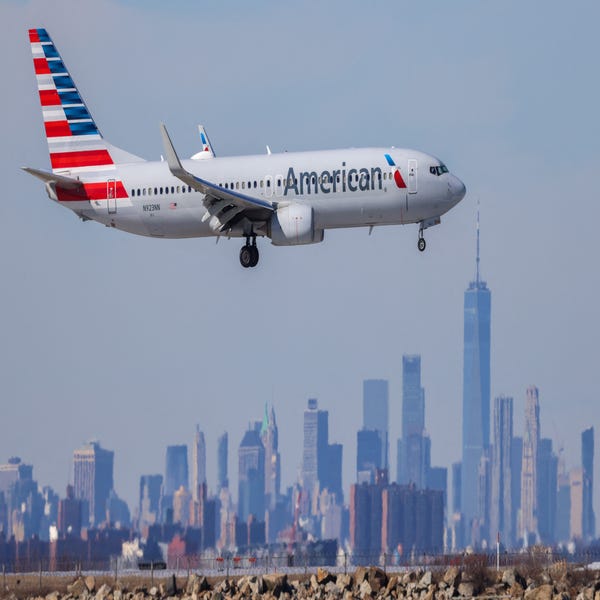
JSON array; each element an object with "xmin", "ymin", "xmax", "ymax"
[{"xmin": 461, "ymin": 204, "xmax": 492, "ymax": 544}]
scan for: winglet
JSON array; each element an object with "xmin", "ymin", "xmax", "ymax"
[{"xmin": 160, "ymin": 123, "xmax": 186, "ymax": 178}]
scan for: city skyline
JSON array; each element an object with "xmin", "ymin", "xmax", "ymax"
[{"xmin": 1, "ymin": 0, "xmax": 599, "ymax": 536}]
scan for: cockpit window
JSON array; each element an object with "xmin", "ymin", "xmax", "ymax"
[{"xmin": 430, "ymin": 164, "xmax": 449, "ymax": 176}]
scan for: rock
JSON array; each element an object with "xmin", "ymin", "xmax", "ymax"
[
  {"xmin": 318, "ymin": 569, "xmax": 336, "ymax": 585},
  {"xmin": 263, "ymin": 574, "xmax": 286, "ymax": 595},
  {"xmin": 367, "ymin": 567, "xmax": 388, "ymax": 593},
  {"xmin": 344, "ymin": 592, "xmax": 354, "ymax": 600},
  {"xmin": 85, "ymin": 577, "xmax": 97, "ymax": 594},
  {"xmin": 525, "ymin": 585, "xmax": 554, "ymax": 600},
  {"xmin": 423, "ymin": 587, "xmax": 435, "ymax": 600},
  {"xmin": 165, "ymin": 575, "xmax": 177, "ymax": 596},
  {"xmin": 46, "ymin": 593, "xmax": 61, "ymax": 600},
  {"xmin": 359, "ymin": 580, "xmax": 373, "ymax": 599},
  {"xmin": 186, "ymin": 575, "xmax": 199, "ymax": 595},
  {"xmin": 355, "ymin": 567, "xmax": 369, "ymax": 584},
  {"xmin": 443, "ymin": 567, "xmax": 461, "ymax": 588},
  {"xmin": 310, "ymin": 574, "xmax": 319, "ymax": 591},
  {"xmin": 457, "ymin": 582, "xmax": 474, "ymax": 598},
  {"xmin": 239, "ymin": 581, "xmax": 252, "ymax": 597},
  {"xmin": 96, "ymin": 584, "xmax": 112, "ymax": 600},
  {"xmin": 336, "ymin": 574, "xmax": 353, "ymax": 592},
  {"xmin": 384, "ymin": 575, "xmax": 398, "ymax": 595},
  {"xmin": 212, "ymin": 593, "xmax": 223, "ymax": 600},
  {"xmin": 419, "ymin": 572, "xmax": 433, "ymax": 588},
  {"xmin": 113, "ymin": 591, "xmax": 122, "ymax": 600},
  {"xmin": 68, "ymin": 579, "xmax": 88, "ymax": 597},
  {"xmin": 509, "ymin": 583, "xmax": 525, "ymax": 599},
  {"xmin": 148, "ymin": 588, "xmax": 158, "ymax": 597},
  {"xmin": 503, "ymin": 569, "xmax": 526, "ymax": 589}
]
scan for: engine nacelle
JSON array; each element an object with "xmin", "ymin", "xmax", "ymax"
[{"xmin": 269, "ymin": 203, "xmax": 324, "ymax": 246}]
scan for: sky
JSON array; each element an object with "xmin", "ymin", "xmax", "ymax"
[{"xmin": 1, "ymin": 0, "xmax": 599, "ymax": 518}]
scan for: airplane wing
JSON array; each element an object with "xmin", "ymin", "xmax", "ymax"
[{"xmin": 160, "ymin": 124, "xmax": 273, "ymax": 233}]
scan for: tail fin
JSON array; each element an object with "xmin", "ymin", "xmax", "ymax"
[
  {"xmin": 28, "ymin": 28, "xmax": 143, "ymax": 174},
  {"xmin": 190, "ymin": 125, "xmax": 216, "ymax": 160}
]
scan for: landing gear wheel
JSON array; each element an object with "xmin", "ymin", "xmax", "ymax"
[
  {"xmin": 249, "ymin": 245, "xmax": 259, "ymax": 267},
  {"xmin": 240, "ymin": 237, "xmax": 260, "ymax": 268},
  {"xmin": 418, "ymin": 237, "xmax": 426, "ymax": 252},
  {"xmin": 240, "ymin": 245, "xmax": 253, "ymax": 268}
]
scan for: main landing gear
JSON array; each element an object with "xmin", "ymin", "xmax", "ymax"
[
  {"xmin": 417, "ymin": 228, "xmax": 427, "ymax": 252},
  {"xmin": 240, "ymin": 235, "xmax": 259, "ymax": 268}
]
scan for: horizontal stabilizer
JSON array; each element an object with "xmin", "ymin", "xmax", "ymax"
[{"xmin": 22, "ymin": 166, "xmax": 83, "ymax": 190}]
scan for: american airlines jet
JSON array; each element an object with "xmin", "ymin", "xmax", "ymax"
[{"xmin": 24, "ymin": 28, "xmax": 466, "ymax": 268}]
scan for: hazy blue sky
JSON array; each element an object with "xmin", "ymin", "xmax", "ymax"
[{"xmin": 1, "ymin": 1, "xmax": 599, "ymax": 517}]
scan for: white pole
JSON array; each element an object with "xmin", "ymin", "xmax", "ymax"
[{"xmin": 496, "ymin": 532, "xmax": 500, "ymax": 571}]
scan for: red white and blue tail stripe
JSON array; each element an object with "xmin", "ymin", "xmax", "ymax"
[
  {"xmin": 29, "ymin": 28, "xmax": 117, "ymax": 174},
  {"xmin": 28, "ymin": 28, "xmax": 144, "ymax": 205}
]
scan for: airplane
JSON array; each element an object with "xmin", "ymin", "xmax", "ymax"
[{"xmin": 24, "ymin": 28, "xmax": 466, "ymax": 268}]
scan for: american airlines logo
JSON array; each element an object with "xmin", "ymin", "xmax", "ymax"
[{"xmin": 283, "ymin": 155, "xmax": 406, "ymax": 196}]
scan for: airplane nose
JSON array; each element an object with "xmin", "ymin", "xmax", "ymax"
[{"xmin": 450, "ymin": 175, "xmax": 466, "ymax": 205}]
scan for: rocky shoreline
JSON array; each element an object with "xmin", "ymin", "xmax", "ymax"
[{"xmin": 2, "ymin": 563, "xmax": 599, "ymax": 600}]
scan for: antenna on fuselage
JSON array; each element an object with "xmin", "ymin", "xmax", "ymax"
[{"xmin": 476, "ymin": 198, "xmax": 480, "ymax": 284}]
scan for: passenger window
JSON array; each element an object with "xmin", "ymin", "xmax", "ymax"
[
  {"xmin": 248, "ymin": 181, "xmax": 251, "ymax": 188},
  {"xmin": 188, "ymin": 186, "xmax": 192, "ymax": 192},
  {"xmin": 236, "ymin": 182, "xmax": 239, "ymax": 190},
  {"xmin": 165, "ymin": 187, "xmax": 169, "ymax": 194},
  {"xmin": 260, "ymin": 180, "xmax": 263, "ymax": 188},
  {"xmin": 154, "ymin": 188, "xmax": 158, "ymax": 195},
  {"xmin": 267, "ymin": 180, "xmax": 271, "ymax": 187},
  {"xmin": 254, "ymin": 181, "xmax": 257, "ymax": 188}
]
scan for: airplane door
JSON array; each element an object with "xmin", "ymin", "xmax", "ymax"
[
  {"xmin": 107, "ymin": 179, "xmax": 117, "ymax": 214},
  {"xmin": 408, "ymin": 160, "xmax": 417, "ymax": 194}
]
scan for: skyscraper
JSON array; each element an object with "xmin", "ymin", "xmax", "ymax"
[
  {"xmin": 302, "ymin": 398, "xmax": 329, "ymax": 493},
  {"xmin": 490, "ymin": 395, "xmax": 513, "ymax": 546},
  {"xmin": 582, "ymin": 427, "xmax": 595, "ymax": 540},
  {"xmin": 302, "ymin": 398, "xmax": 343, "ymax": 505},
  {"xmin": 520, "ymin": 386, "xmax": 540, "ymax": 543},
  {"xmin": 510, "ymin": 436, "xmax": 523, "ymax": 544},
  {"xmin": 261, "ymin": 404, "xmax": 281, "ymax": 509},
  {"xmin": 363, "ymin": 379, "xmax": 389, "ymax": 471},
  {"xmin": 570, "ymin": 467, "xmax": 584, "ymax": 540},
  {"xmin": 139, "ymin": 474, "xmax": 163, "ymax": 528},
  {"xmin": 73, "ymin": 441, "xmax": 114, "ymax": 527},
  {"xmin": 461, "ymin": 209, "xmax": 491, "ymax": 533},
  {"xmin": 357, "ymin": 429, "xmax": 383, "ymax": 484},
  {"xmin": 165, "ymin": 445, "xmax": 189, "ymax": 496},
  {"xmin": 238, "ymin": 424, "xmax": 265, "ymax": 522},
  {"xmin": 398, "ymin": 355, "xmax": 428, "ymax": 488},
  {"xmin": 192, "ymin": 426, "xmax": 206, "ymax": 501},
  {"xmin": 217, "ymin": 432, "xmax": 229, "ymax": 491},
  {"xmin": 537, "ymin": 438, "xmax": 558, "ymax": 544}
]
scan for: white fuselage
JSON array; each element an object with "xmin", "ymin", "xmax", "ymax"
[{"xmin": 68, "ymin": 147, "xmax": 465, "ymax": 240}]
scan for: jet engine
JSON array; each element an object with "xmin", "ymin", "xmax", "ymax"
[{"xmin": 269, "ymin": 203, "xmax": 324, "ymax": 246}]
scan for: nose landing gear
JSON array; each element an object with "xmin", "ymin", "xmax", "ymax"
[
  {"xmin": 417, "ymin": 228, "xmax": 426, "ymax": 252},
  {"xmin": 240, "ymin": 235, "xmax": 259, "ymax": 268}
]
